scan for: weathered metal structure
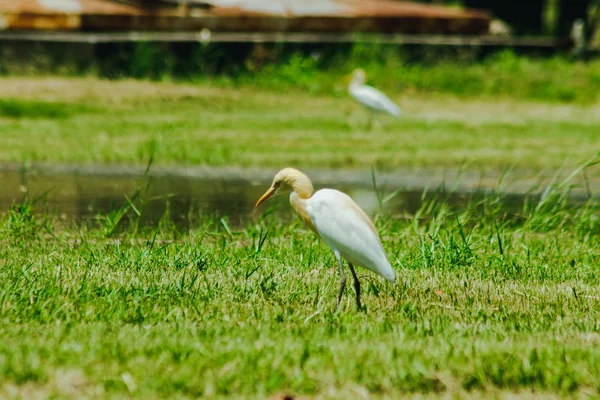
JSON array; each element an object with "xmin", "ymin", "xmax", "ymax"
[
  {"xmin": 0, "ymin": 0, "xmax": 491, "ymax": 34},
  {"xmin": 2, "ymin": 1, "xmax": 591, "ymax": 50}
]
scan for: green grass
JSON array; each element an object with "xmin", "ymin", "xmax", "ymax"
[
  {"xmin": 244, "ymin": 50, "xmax": 600, "ymax": 104},
  {"xmin": 1, "ymin": 51, "xmax": 600, "ymax": 398},
  {"xmin": 9, "ymin": 43, "xmax": 600, "ymax": 104},
  {"xmin": 1, "ymin": 170, "xmax": 599, "ymax": 398},
  {"xmin": 0, "ymin": 76, "xmax": 599, "ymax": 172}
]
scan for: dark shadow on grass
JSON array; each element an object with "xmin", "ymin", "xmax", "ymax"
[{"xmin": 0, "ymin": 99, "xmax": 96, "ymax": 119}]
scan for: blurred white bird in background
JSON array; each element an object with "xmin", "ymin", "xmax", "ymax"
[
  {"xmin": 255, "ymin": 167, "xmax": 395, "ymax": 311},
  {"xmin": 347, "ymin": 68, "xmax": 401, "ymax": 128}
]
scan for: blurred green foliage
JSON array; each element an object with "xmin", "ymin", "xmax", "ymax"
[{"xmin": 1, "ymin": 41, "xmax": 599, "ymax": 104}]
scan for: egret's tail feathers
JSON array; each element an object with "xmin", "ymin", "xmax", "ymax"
[
  {"xmin": 384, "ymin": 272, "xmax": 396, "ymax": 283},
  {"xmin": 388, "ymin": 105, "xmax": 402, "ymax": 118},
  {"xmin": 378, "ymin": 260, "xmax": 396, "ymax": 283}
]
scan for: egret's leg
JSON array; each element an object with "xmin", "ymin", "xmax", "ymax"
[
  {"xmin": 348, "ymin": 263, "xmax": 362, "ymax": 311},
  {"xmin": 367, "ymin": 113, "xmax": 374, "ymax": 131},
  {"xmin": 374, "ymin": 116, "xmax": 382, "ymax": 131},
  {"xmin": 335, "ymin": 253, "xmax": 346, "ymax": 311}
]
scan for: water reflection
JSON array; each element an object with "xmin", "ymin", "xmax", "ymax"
[{"xmin": 0, "ymin": 170, "xmax": 525, "ymax": 228}]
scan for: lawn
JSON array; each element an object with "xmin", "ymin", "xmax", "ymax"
[
  {"xmin": 0, "ymin": 59, "xmax": 600, "ymax": 398},
  {"xmin": 0, "ymin": 182, "xmax": 599, "ymax": 398},
  {"xmin": 0, "ymin": 76, "xmax": 598, "ymax": 172}
]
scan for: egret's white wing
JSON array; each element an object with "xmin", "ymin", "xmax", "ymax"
[
  {"xmin": 350, "ymin": 85, "xmax": 401, "ymax": 117},
  {"xmin": 307, "ymin": 189, "xmax": 395, "ymax": 282}
]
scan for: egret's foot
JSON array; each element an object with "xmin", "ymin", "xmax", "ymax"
[{"xmin": 355, "ymin": 298, "xmax": 363, "ymax": 312}]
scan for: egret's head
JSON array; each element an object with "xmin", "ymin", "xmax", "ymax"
[
  {"xmin": 344, "ymin": 68, "xmax": 366, "ymax": 86},
  {"xmin": 351, "ymin": 68, "xmax": 366, "ymax": 85},
  {"xmin": 255, "ymin": 168, "xmax": 314, "ymax": 207}
]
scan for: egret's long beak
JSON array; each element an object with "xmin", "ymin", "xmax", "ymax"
[{"xmin": 255, "ymin": 186, "xmax": 277, "ymax": 207}]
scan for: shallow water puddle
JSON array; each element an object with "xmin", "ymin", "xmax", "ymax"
[{"xmin": 0, "ymin": 170, "xmax": 524, "ymax": 228}]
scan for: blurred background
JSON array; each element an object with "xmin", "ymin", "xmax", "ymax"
[
  {"xmin": 1, "ymin": 0, "xmax": 599, "ymax": 75},
  {"xmin": 0, "ymin": 0, "xmax": 599, "ymax": 228}
]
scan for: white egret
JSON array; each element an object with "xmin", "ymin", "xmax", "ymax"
[
  {"xmin": 255, "ymin": 168, "xmax": 395, "ymax": 311},
  {"xmin": 348, "ymin": 68, "xmax": 401, "ymax": 128}
]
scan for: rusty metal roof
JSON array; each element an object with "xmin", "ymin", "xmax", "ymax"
[{"xmin": 0, "ymin": 0, "xmax": 491, "ymax": 34}]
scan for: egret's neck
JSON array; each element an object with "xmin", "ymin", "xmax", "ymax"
[
  {"xmin": 288, "ymin": 174, "xmax": 313, "ymax": 200},
  {"xmin": 285, "ymin": 171, "xmax": 316, "ymax": 232},
  {"xmin": 290, "ymin": 191, "xmax": 317, "ymax": 233},
  {"xmin": 349, "ymin": 77, "xmax": 364, "ymax": 91},
  {"xmin": 289, "ymin": 191, "xmax": 308, "ymax": 209}
]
